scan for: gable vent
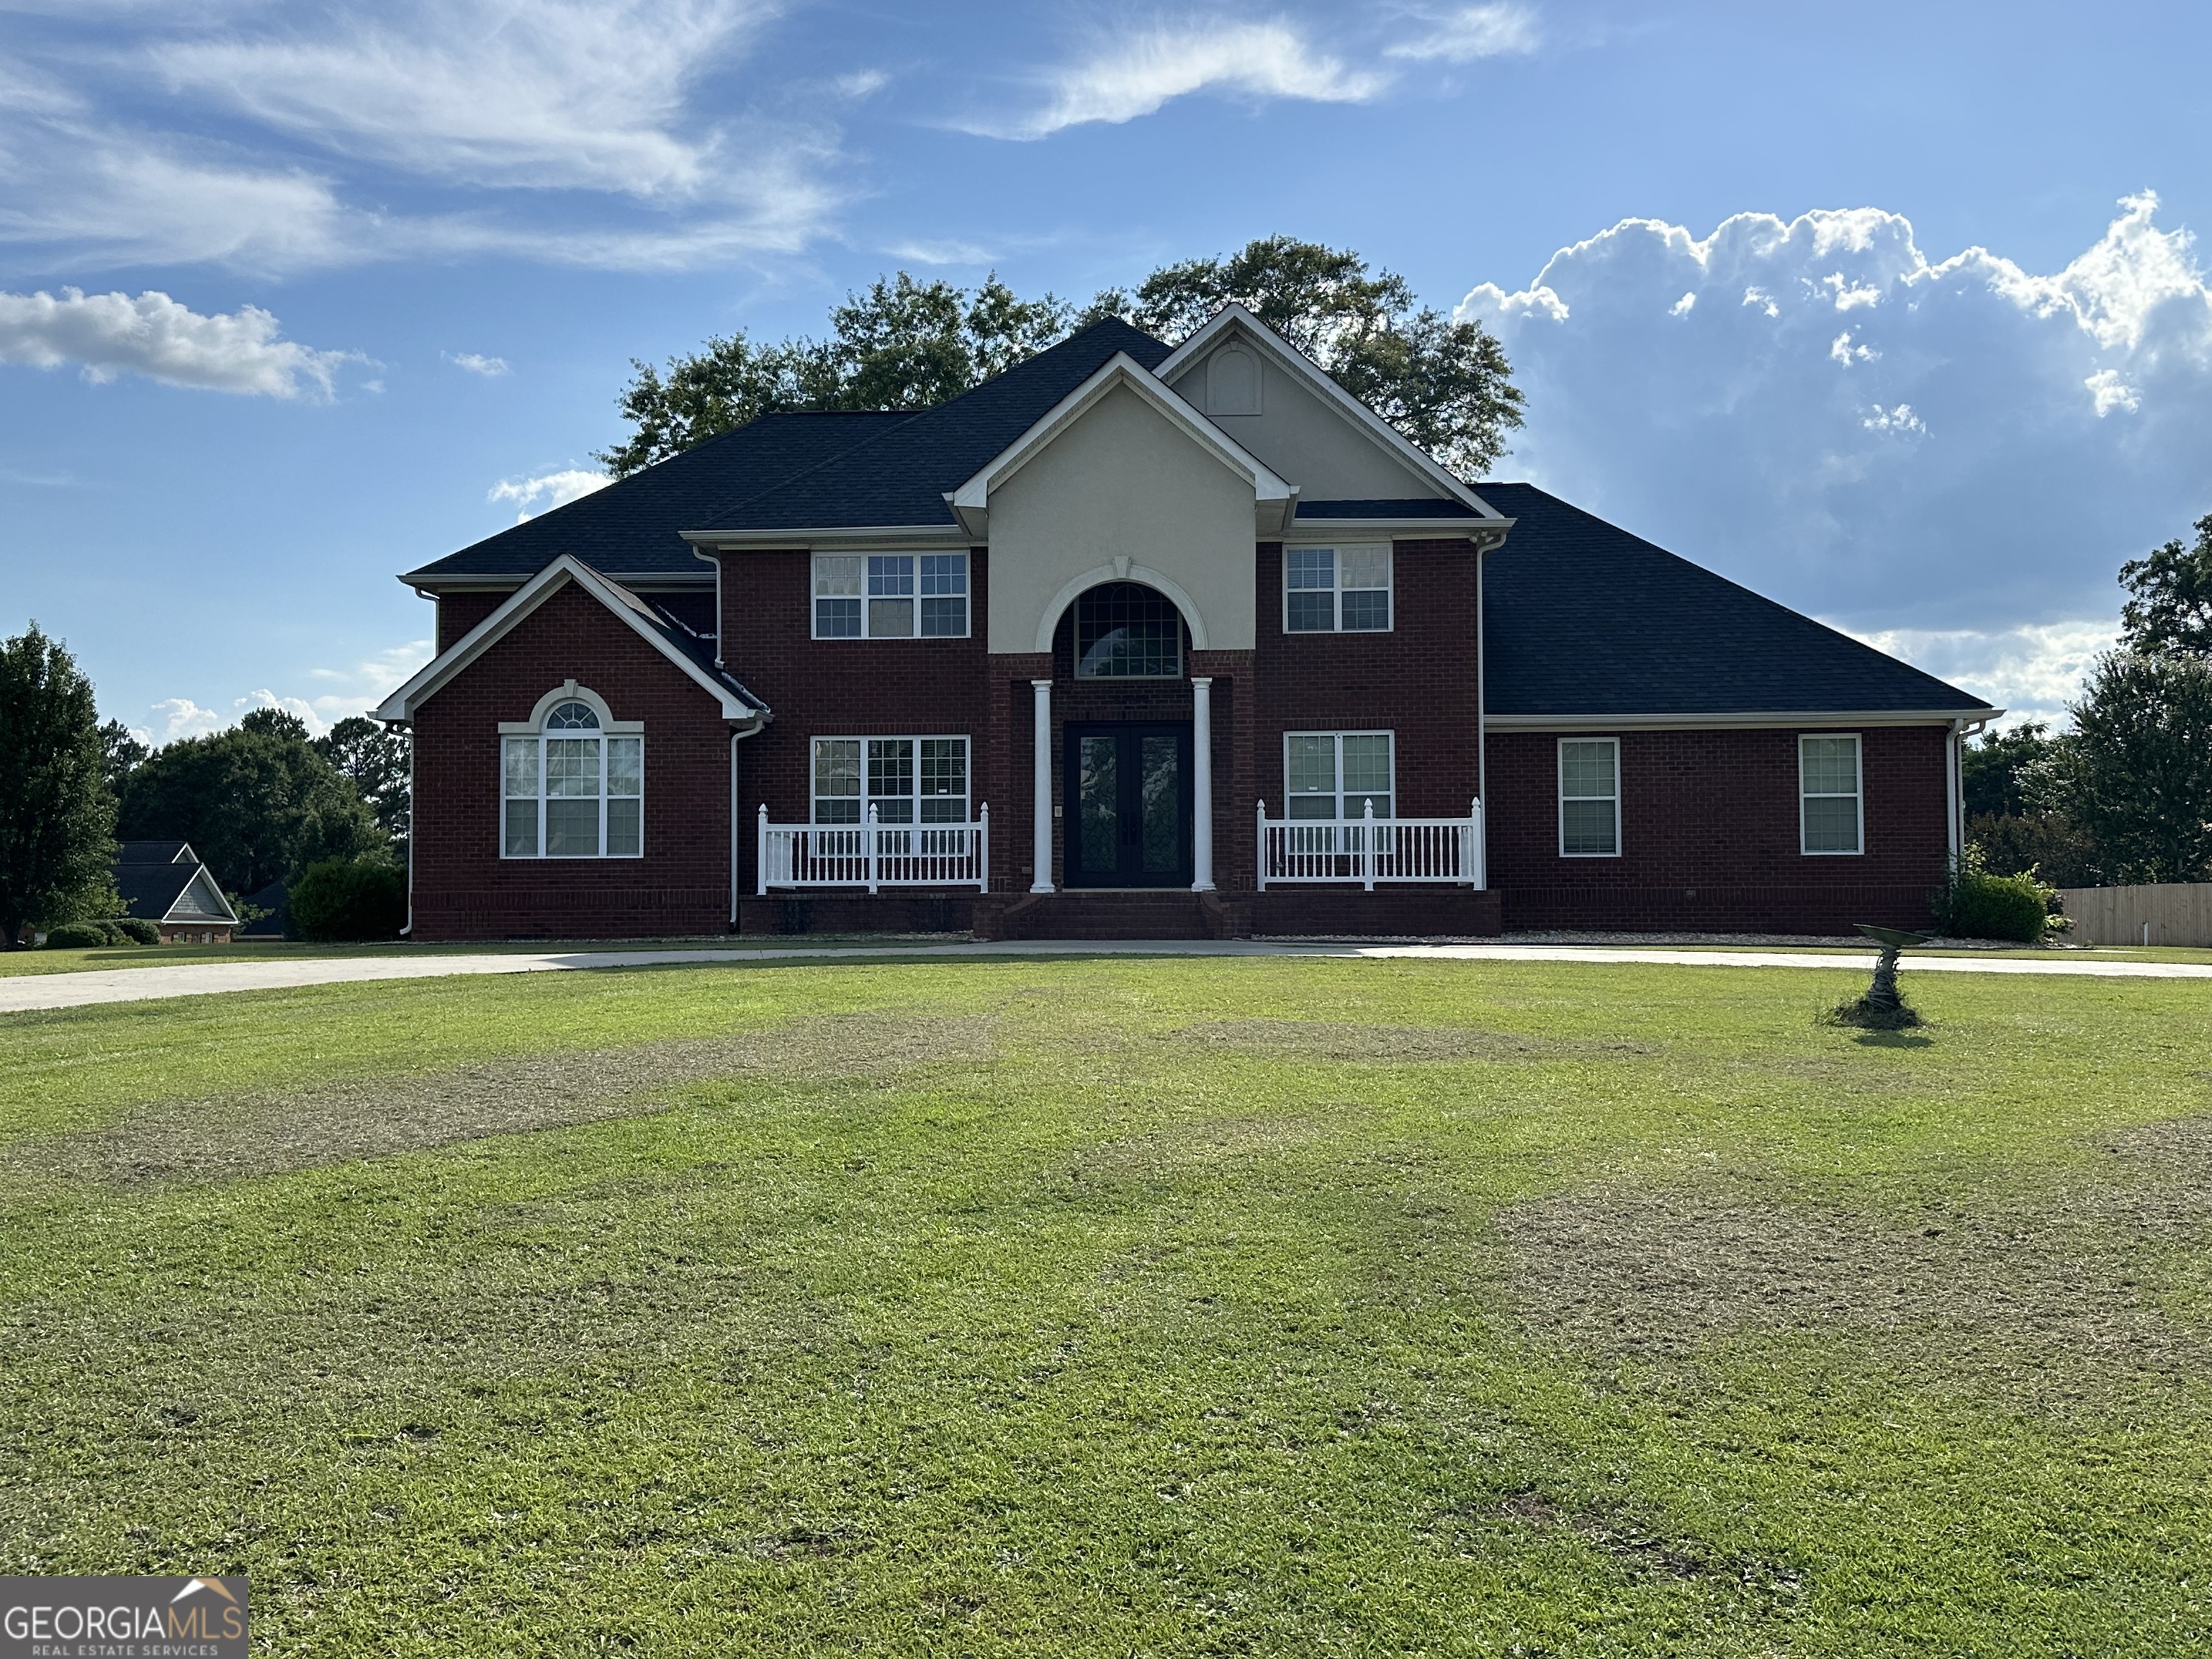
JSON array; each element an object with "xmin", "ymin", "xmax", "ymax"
[{"xmin": 1205, "ymin": 345, "xmax": 1261, "ymax": 415}]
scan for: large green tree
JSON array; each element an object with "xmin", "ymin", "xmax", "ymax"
[
  {"xmin": 0, "ymin": 625, "xmax": 117, "ymax": 945},
  {"xmin": 313, "ymin": 716, "xmax": 412, "ymax": 840},
  {"xmin": 1082, "ymin": 236, "xmax": 1524, "ymax": 477},
  {"xmin": 2118, "ymin": 511, "xmax": 2212, "ymax": 656},
  {"xmin": 598, "ymin": 274, "xmax": 1072, "ymax": 475},
  {"xmin": 2037, "ymin": 649, "xmax": 2212, "ymax": 884},
  {"xmin": 602, "ymin": 240, "xmax": 1524, "ymax": 480},
  {"xmin": 118, "ymin": 720, "xmax": 383, "ymax": 894}
]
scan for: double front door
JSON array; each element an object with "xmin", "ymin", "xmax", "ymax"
[{"xmin": 1064, "ymin": 723, "xmax": 1192, "ymax": 887}]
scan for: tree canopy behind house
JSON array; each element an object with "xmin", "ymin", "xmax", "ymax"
[
  {"xmin": 118, "ymin": 711, "xmax": 385, "ymax": 894},
  {"xmin": 601, "ymin": 239, "xmax": 1524, "ymax": 482},
  {"xmin": 314, "ymin": 716, "xmax": 412, "ymax": 841},
  {"xmin": 0, "ymin": 625, "xmax": 117, "ymax": 945}
]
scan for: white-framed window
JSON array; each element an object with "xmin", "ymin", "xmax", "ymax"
[
  {"xmin": 500, "ymin": 693, "xmax": 643, "ymax": 859},
  {"xmin": 812, "ymin": 736, "xmax": 971, "ymax": 824},
  {"xmin": 1285, "ymin": 731, "xmax": 1394, "ymax": 821},
  {"xmin": 812, "ymin": 553, "xmax": 968, "ymax": 639},
  {"xmin": 1800, "ymin": 734, "xmax": 1863, "ymax": 855},
  {"xmin": 1557, "ymin": 737, "xmax": 1619, "ymax": 857},
  {"xmin": 1285, "ymin": 544, "xmax": 1391, "ymax": 633}
]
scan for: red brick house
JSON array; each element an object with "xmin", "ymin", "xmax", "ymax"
[{"xmin": 375, "ymin": 306, "xmax": 1995, "ymax": 940}]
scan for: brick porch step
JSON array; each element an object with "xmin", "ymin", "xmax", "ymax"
[{"xmin": 976, "ymin": 891, "xmax": 1223, "ymax": 941}]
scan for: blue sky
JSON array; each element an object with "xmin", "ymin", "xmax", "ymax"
[{"xmin": 4, "ymin": 0, "xmax": 2209, "ymax": 737}]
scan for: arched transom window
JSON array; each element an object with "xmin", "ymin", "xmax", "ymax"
[
  {"xmin": 501, "ymin": 693, "xmax": 643, "ymax": 858},
  {"xmin": 1075, "ymin": 583, "xmax": 1183, "ymax": 678}
]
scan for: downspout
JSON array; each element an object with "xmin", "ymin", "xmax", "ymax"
[
  {"xmin": 1476, "ymin": 540, "xmax": 1489, "ymax": 888},
  {"xmin": 400, "ymin": 722, "xmax": 415, "ymax": 938},
  {"xmin": 1946, "ymin": 716, "xmax": 1964, "ymax": 860},
  {"xmin": 728, "ymin": 713, "xmax": 768, "ymax": 930}
]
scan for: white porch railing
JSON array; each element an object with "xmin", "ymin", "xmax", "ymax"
[
  {"xmin": 757, "ymin": 803, "xmax": 989, "ymax": 894},
  {"xmin": 1256, "ymin": 799, "xmax": 1483, "ymax": 891}
]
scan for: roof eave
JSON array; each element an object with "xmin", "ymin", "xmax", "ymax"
[
  {"xmin": 1484, "ymin": 707, "xmax": 2001, "ymax": 730},
  {"xmin": 680, "ymin": 523, "xmax": 972, "ymax": 551}
]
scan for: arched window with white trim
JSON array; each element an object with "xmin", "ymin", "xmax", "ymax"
[{"xmin": 500, "ymin": 687, "xmax": 643, "ymax": 858}]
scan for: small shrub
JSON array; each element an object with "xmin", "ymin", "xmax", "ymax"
[
  {"xmin": 112, "ymin": 917, "xmax": 161, "ymax": 945},
  {"xmin": 1934, "ymin": 847, "xmax": 2065, "ymax": 942},
  {"xmin": 42, "ymin": 921, "xmax": 113, "ymax": 950},
  {"xmin": 289, "ymin": 856, "xmax": 405, "ymax": 941}
]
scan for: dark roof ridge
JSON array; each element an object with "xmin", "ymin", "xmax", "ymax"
[{"xmin": 688, "ymin": 318, "xmax": 1173, "ymax": 532}]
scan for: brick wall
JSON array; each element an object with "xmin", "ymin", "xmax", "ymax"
[
  {"xmin": 1254, "ymin": 538, "xmax": 1483, "ymax": 819},
  {"xmin": 1485, "ymin": 724, "xmax": 1951, "ymax": 932},
  {"xmin": 410, "ymin": 582, "xmax": 734, "ymax": 939}
]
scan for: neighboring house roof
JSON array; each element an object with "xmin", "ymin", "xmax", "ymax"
[
  {"xmin": 403, "ymin": 410, "xmax": 910, "ymax": 586},
  {"xmin": 117, "ymin": 858, "xmax": 240, "ymax": 927},
  {"xmin": 1480, "ymin": 484, "xmax": 1995, "ymax": 719},
  {"xmin": 239, "ymin": 880, "xmax": 287, "ymax": 938},
  {"xmin": 376, "ymin": 554, "xmax": 768, "ymax": 724},
  {"xmin": 685, "ymin": 319, "xmax": 1176, "ymax": 535},
  {"xmin": 117, "ymin": 840, "xmax": 197, "ymax": 864}
]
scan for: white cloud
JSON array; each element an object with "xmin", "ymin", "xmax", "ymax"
[
  {"xmin": 307, "ymin": 640, "xmax": 434, "ymax": 721},
  {"xmin": 1387, "ymin": 4, "xmax": 1540, "ymax": 63},
  {"xmin": 156, "ymin": 0, "xmax": 774, "ymax": 198},
  {"xmin": 884, "ymin": 238, "xmax": 999, "ymax": 266},
  {"xmin": 1828, "ymin": 328, "xmax": 1876, "ymax": 364},
  {"xmin": 1669, "ymin": 292, "xmax": 1696, "ymax": 317},
  {"xmin": 0, "ymin": 3, "xmax": 840, "ymax": 274},
  {"xmin": 2084, "ymin": 367, "xmax": 2139, "ymax": 415},
  {"xmin": 0, "ymin": 287, "xmax": 358, "ymax": 397},
  {"xmin": 1458, "ymin": 194, "xmax": 2212, "ymax": 639},
  {"xmin": 976, "ymin": 21, "xmax": 1388, "ymax": 140},
  {"xmin": 1861, "ymin": 403, "xmax": 1925, "ymax": 436},
  {"xmin": 144, "ymin": 644, "xmax": 433, "ymax": 743},
  {"xmin": 1844, "ymin": 620, "xmax": 2121, "ymax": 725},
  {"xmin": 490, "ymin": 469, "xmax": 611, "ymax": 521},
  {"xmin": 446, "ymin": 351, "xmax": 511, "ymax": 377}
]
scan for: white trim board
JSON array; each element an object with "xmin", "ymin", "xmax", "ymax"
[{"xmin": 374, "ymin": 554, "xmax": 768, "ymax": 726}]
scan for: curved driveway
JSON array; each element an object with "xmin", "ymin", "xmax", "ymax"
[{"xmin": 4, "ymin": 938, "xmax": 2208, "ymax": 1015}]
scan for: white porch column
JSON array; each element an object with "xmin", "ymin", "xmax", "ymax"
[
  {"xmin": 1030, "ymin": 678, "xmax": 1055, "ymax": 893},
  {"xmin": 1190, "ymin": 675, "xmax": 1215, "ymax": 892}
]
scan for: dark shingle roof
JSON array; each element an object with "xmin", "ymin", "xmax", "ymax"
[
  {"xmin": 595, "ymin": 572, "xmax": 768, "ymax": 713},
  {"xmin": 116, "ymin": 860, "xmax": 235, "ymax": 924},
  {"xmin": 691, "ymin": 319, "xmax": 1173, "ymax": 532},
  {"xmin": 1296, "ymin": 498, "xmax": 1477, "ymax": 520},
  {"xmin": 405, "ymin": 411, "xmax": 911, "ymax": 584},
  {"xmin": 1479, "ymin": 483, "xmax": 1993, "ymax": 716},
  {"xmin": 117, "ymin": 840, "xmax": 193, "ymax": 864}
]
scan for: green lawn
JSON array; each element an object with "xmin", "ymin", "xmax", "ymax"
[{"xmin": 1, "ymin": 957, "xmax": 2206, "ymax": 1655}]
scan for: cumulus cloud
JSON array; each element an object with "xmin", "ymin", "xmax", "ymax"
[
  {"xmin": 975, "ymin": 20, "xmax": 1387, "ymax": 139},
  {"xmin": 1460, "ymin": 192, "xmax": 2212, "ymax": 709},
  {"xmin": 1842, "ymin": 620, "xmax": 2121, "ymax": 726},
  {"xmin": 490, "ymin": 469, "xmax": 611, "ymax": 521},
  {"xmin": 1387, "ymin": 4, "xmax": 1540, "ymax": 62},
  {"xmin": 143, "ymin": 644, "xmax": 432, "ymax": 743},
  {"xmin": 446, "ymin": 351, "xmax": 510, "ymax": 376},
  {"xmin": 0, "ymin": 287, "xmax": 359, "ymax": 397},
  {"xmin": 308, "ymin": 639, "xmax": 433, "ymax": 721}
]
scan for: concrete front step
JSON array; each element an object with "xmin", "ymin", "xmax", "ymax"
[{"xmin": 978, "ymin": 891, "xmax": 1220, "ymax": 940}]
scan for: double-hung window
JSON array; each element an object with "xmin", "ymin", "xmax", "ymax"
[
  {"xmin": 812, "ymin": 737, "xmax": 971, "ymax": 826},
  {"xmin": 1285, "ymin": 732, "xmax": 1394, "ymax": 822},
  {"xmin": 1558, "ymin": 738, "xmax": 1619, "ymax": 857},
  {"xmin": 812, "ymin": 553, "xmax": 968, "ymax": 639},
  {"xmin": 502, "ymin": 696, "xmax": 642, "ymax": 858},
  {"xmin": 1285, "ymin": 544, "xmax": 1391, "ymax": 633},
  {"xmin": 1799, "ymin": 734, "xmax": 1863, "ymax": 854}
]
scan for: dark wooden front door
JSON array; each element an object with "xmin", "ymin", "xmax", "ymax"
[{"xmin": 1064, "ymin": 723, "xmax": 1192, "ymax": 888}]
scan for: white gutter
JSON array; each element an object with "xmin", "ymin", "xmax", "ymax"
[{"xmin": 1487, "ymin": 709, "xmax": 2003, "ymax": 732}]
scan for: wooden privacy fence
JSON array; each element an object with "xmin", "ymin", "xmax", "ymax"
[{"xmin": 2054, "ymin": 883, "xmax": 2212, "ymax": 946}]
